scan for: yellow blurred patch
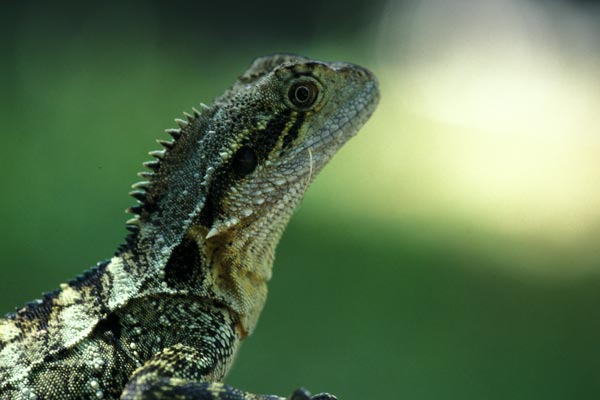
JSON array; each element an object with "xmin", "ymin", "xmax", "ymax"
[{"xmin": 308, "ymin": 0, "xmax": 600, "ymax": 275}]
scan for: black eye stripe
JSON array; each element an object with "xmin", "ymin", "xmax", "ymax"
[
  {"xmin": 281, "ymin": 113, "xmax": 305, "ymax": 153},
  {"xmin": 246, "ymin": 109, "xmax": 292, "ymax": 160},
  {"xmin": 198, "ymin": 110, "xmax": 292, "ymax": 228}
]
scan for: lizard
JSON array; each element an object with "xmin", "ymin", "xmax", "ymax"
[{"xmin": 0, "ymin": 54, "xmax": 379, "ymax": 400}]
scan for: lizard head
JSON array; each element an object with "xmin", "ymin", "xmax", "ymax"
[
  {"xmin": 125, "ymin": 54, "xmax": 378, "ymax": 333},
  {"xmin": 199, "ymin": 54, "xmax": 380, "ymax": 246},
  {"xmin": 126, "ymin": 54, "xmax": 378, "ymax": 279}
]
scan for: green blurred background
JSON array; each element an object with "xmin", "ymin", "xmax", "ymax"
[{"xmin": 2, "ymin": 0, "xmax": 600, "ymax": 398}]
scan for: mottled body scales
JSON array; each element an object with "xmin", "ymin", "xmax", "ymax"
[{"xmin": 0, "ymin": 54, "xmax": 379, "ymax": 399}]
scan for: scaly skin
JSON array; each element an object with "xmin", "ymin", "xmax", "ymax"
[{"xmin": 0, "ymin": 54, "xmax": 379, "ymax": 399}]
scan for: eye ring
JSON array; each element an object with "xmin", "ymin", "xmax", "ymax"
[
  {"xmin": 287, "ymin": 79, "xmax": 319, "ymax": 110},
  {"xmin": 232, "ymin": 146, "xmax": 258, "ymax": 176}
]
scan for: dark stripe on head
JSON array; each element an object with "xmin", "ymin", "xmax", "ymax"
[
  {"xmin": 246, "ymin": 109, "xmax": 292, "ymax": 159},
  {"xmin": 199, "ymin": 167, "xmax": 230, "ymax": 228},
  {"xmin": 199, "ymin": 110, "xmax": 292, "ymax": 227},
  {"xmin": 281, "ymin": 113, "xmax": 304, "ymax": 154}
]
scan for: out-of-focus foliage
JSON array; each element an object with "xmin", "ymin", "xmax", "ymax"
[{"xmin": 1, "ymin": 1, "xmax": 599, "ymax": 399}]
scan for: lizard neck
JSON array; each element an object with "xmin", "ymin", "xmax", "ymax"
[{"xmin": 187, "ymin": 213, "xmax": 288, "ymax": 337}]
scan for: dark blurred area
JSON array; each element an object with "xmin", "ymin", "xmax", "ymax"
[
  {"xmin": 2, "ymin": 1, "xmax": 600, "ymax": 399},
  {"xmin": 0, "ymin": 0, "xmax": 385, "ymax": 57}
]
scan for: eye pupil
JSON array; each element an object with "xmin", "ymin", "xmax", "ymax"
[
  {"xmin": 288, "ymin": 80, "xmax": 318, "ymax": 109},
  {"xmin": 232, "ymin": 146, "xmax": 258, "ymax": 176},
  {"xmin": 294, "ymin": 86, "xmax": 310, "ymax": 103}
]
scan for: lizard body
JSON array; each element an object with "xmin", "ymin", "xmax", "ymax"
[{"xmin": 0, "ymin": 54, "xmax": 379, "ymax": 400}]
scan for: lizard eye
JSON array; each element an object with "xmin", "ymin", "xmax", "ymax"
[
  {"xmin": 232, "ymin": 146, "xmax": 258, "ymax": 176},
  {"xmin": 288, "ymin": 80, "xmax": 319, "ymax": 110}
]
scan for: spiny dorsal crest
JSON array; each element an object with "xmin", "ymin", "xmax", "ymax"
[
  {"xmin": 121, "ymin": 105, "xmax": 208, "ymax": 244},
  {"xmin": 116, "ymin": 54, "xmax": 379, "ymax": 257}
]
